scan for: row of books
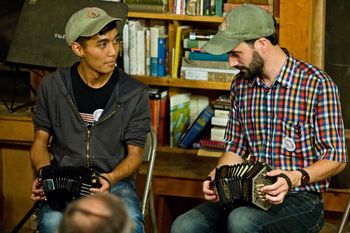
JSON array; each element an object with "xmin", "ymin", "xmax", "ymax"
[
  {"xmin": 123, "ymin": 0, "xmax": 273, "ymax": 15},
  {"xmin": 173, "ymin": 0, "xmax": 224, "ymax": 16},
  {"xmin": 123, "ymin": 0, "xmax": 168, "ymax": 13},
  {"xmin": 123, "ymin": 21, "xmax": 168, "ymax": 77},
  {"xmin": 148, "ymin": 88, "xmax": 231, "ymax": 157},
  {"xmin": 172, "ymin": 26, "xmax": 239, "ymax": 81}
]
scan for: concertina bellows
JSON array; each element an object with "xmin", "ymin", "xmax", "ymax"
[
  {"xmin": 214, "ymin": 162, "xmax": 276, "ymax": 211},
  {"xmin": 40, "ymin": 166, "xmax": 102, "ymax": 211}
]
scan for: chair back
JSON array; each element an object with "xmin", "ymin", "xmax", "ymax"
[{"xmin": 141, "ymin": 129, "xmax": 157, "ymax": 216}]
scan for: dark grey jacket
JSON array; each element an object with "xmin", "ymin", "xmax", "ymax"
[{"xmin": 32, "ymin": 67, "xmax": 151, "ymax": 183}]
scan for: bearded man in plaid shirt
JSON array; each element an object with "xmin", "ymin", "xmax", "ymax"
[{"xmin": 171, "ymin": 4, "xmax": 347, "ymax": 233}]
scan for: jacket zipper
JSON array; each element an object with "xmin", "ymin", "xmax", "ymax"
[
  {"xmin": 86, "ymin": 104, "xmax": 121, "ymax": 167},
  {"xmin": 65, "ymin": 93, "xmax": 92, "ymax": 167},
  {"xmin": 86, "ymin": 129, "xmax": 91, "ymax": 167}
]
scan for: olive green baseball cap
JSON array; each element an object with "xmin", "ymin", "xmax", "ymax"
[
  {"xmin": 202, "ymin": 4, "xmax": 275, "ymax": 55},
  {"xmin": 65, "ymin": 7, "xmax": 122, "ymax": 46}
]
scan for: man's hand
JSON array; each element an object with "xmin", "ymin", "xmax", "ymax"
[
  {"xmin": 261, "ymin": 169, "xmax": 292, "ymax": 205},
  {"xmin": 90, "ymin": 173, "xmax": 112, "ymax": 193},
  {"xmin": 203, "ymin": 170, "xmax": 219, "ymax": 202},
  {"xmin": 31, "ymin": 177, "xmax": 46, "ymax": 201}
]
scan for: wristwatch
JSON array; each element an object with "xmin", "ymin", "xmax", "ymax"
[{"xmin": 297, "ymin": 169, "xmax": 310, "ymax": 186}]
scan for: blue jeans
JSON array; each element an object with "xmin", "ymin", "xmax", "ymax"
[
  {"xmin": 171, "ymin": 191, "xmax": 324, "ymax": 233},
  {"xmin": 38, "ymin": 180, "xmax": 144, "ymax": 233}
]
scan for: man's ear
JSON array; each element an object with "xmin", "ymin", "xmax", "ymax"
[
  {"xmin": 254, "ymin": 38, "xmax": 269, "ymax": 54},
  {"xmin": 71, "ymin": 42, "xmax": 84, "ymax": 58}
]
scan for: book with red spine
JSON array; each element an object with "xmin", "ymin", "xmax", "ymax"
[{"xmin": 199, "ymin": 138, "xmax": 226, "ymax": 150}]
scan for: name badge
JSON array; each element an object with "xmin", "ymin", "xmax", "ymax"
[
  {"xmin": 93, "ymin": 109, "xmax": 104, "ymax": 122},
  {"xmin": 282, "ymin": 137, "xmax": 296, "ymax": 152}
]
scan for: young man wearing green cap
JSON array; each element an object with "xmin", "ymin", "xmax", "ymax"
[
  {"xmin": 30, "ymin": 7, "xmax": 150, "ymax": 233},
  {"xmin": 171, "ymin": 4, "xmax": 347, "ymax": 233}
]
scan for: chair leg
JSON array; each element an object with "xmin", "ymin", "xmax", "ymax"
[
  {"xmin": 149, "ymin": 189, "xmax": 158, "ymax": 233},
  {"xmin": 337, "ymin": 196, "xmax": 350, "ymax": 233}
]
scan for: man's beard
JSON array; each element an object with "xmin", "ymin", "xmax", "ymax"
[{"xmin": 235, "ymin": 51, "xmax": 264, "ymax": 80}]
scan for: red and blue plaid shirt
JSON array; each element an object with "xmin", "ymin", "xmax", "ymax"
[{"xmin": 224, "ymin": 51, "xmax": 347, "ymax": 192}]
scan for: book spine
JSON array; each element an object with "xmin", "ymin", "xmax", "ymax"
[
  {"xmin": 172, "ymin": 26, "xmax": 191, "ymax": 78},
  {"xmin": 145, "ymin": 28, "xmax": 151, "ymax": 76},
  {"xmin": 188, "ymin": 52, "xmax": 228, "ymax": 61},
  {"xmin": 226, "ymin": 0, "xmax": 269, "ymax": 4},
  {"xmin": 149, "ymin": 98, "xmax": 160, "ymax": 135},
  {"xmin": 215, "ymin": 0, "xmax": 223, "ymax": 16},
  {"xmin": 128, "ymin": 20, "xmax": 138, "ymax": 75},
  {"xmin": 181, "ymin": 57, "xmax": 230, "ymax": 69},
  {"xmin": 214, "ymin": 109, "xmax": 229, "ymax": 117},
  {"xmin": 157, "ymin": 36, "xmax": 168, "ymax": 77},
  {"xmin": 178, "ymin": 106, "xmax": 214, "ymax": 148},
  {"xmin": 199, "ymin": 138, "xmax": 225, "ymax": 150},
  {"xmin": 125, "ymin": 0, "xmax": 167, "ymax": 4},
  {"xmin": 183, "ymin": 38, "xmax": 208, "ymax": 49},
  {"xmin": 158, "ymin": 95, "xmax": 169, "ymax": 146},
  {"xmin": 210, "ymin": 126, "xmax": 226, "ymax": 141},
  {"xmin": 127, "ymin": 3, "xmax": 168, "ymax": 12},
  {"xmin": 172, "ymin": 26, "xmax": 182, "ymax": 78},
  {"xmin": 211, "ymin": 116, "xmax": 228, "ymax": 127},
  {"xmin": 122, "ymin": 22, "xmax": 130, "ymax": 74},
  {"xmin": 136, "ymin": 29, "xmax": 146, "ymax": 75},
  {"xmin": 150, "ymin": 26, "xmax": 160, "ymax": 76}
]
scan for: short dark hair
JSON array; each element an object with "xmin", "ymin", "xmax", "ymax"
[
  {"xmin": 75, "ymin": 21, "xmax": 118, "ymax": 47},
  {"xmin": 58, "ymin": 193, "xmax": 133, "ymax": 233}
]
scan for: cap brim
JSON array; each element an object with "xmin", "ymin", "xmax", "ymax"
[
  {"xmin": 81, "ymin": 16, "xmax": 122, "ymax": 37},
  {"xmin": 201, "ymin": 32, "xmax": 242, "ymax": 55}
]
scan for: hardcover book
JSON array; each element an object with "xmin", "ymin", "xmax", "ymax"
[
  {"xmin": 187, "ymin": 51, "xmax": 228, "ymax": 61},
  {"xmin": 148, "ymin": 88, "xmax": 169, "ymax": 146},
  {"xmin": 178, "ymin": 105, "xmax": 214, "ymax": 148},
  {"xmin": 172, "ymin": 25, "xmax": 192, "ymax": 78},
  {"xmin": 170, "ymin": 93, "xmax": 192, "ymax": 147},
  {"xmin": 157, "ymin": 35, "xmax": 168, "ymax": 77},
  {"xmin": 199, "ymin": 138, "xmax": 226, "ymax": 150}
]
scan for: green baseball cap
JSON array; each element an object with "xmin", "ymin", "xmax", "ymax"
[
  {"xmin": 65, "ymin": 7, "xmax": 122, "ymax": 46},
  {"xmin": 202, "ymin": 4, "xmax": 275, "ymax": 55}
]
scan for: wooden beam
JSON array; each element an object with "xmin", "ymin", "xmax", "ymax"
[{"xmin": 311, "ymin": 0, "xmax": 326, "ymax": 69}]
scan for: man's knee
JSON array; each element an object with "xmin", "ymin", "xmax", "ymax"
[
  {"xmin": 171, "ymin": 213, "xmax": 192, "ymax": 233},
  {"xmin": 39, "ymin": 210, "xmax": 62, "ymax": 233},
  {"xmin": 227, "ymin": 207, "xmax": 259, "ymax": 233}
]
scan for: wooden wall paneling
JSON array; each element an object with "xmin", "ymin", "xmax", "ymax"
[
  {"xmin": 0, "ymin": 146, "xmax": 34, "ymax": 230},
  {"xmin": 279, "ymin": 0, "xmax": 313, "ymax": 62}
]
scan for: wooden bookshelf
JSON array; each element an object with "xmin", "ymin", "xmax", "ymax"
[
  {"xmin": 133, "ymin": 76, "xmax": 231, "ymax": 90},
  {"xmin": 128, "ymin": 12, "xmax": 224, "ymax": 23}
]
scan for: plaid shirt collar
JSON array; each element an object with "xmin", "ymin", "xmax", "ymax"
[{"xmin": 249, "ymin": 48, "xmax": 294, "ymax": 89}]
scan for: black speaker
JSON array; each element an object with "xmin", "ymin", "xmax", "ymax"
[{"xmin": 6, "ymin": 0, "xmax": 128, "ymax": 69}]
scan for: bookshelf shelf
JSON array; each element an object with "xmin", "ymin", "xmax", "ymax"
[
  {"xmin": 128, "ymin": 12, "xmax": 224, "ymax": 23},
  {"xmin": 133, "ymin": 76, "xmax": 231, "ymax": 90},
  {"xmin": 157, "ymin": 146, "xmax": 197, "ymax": 155}
]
